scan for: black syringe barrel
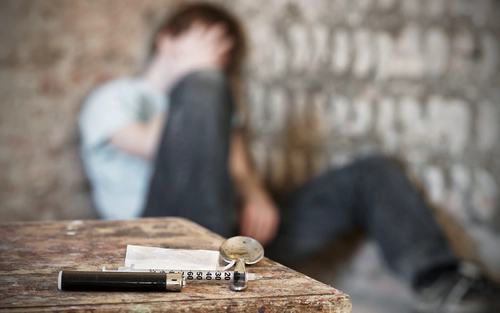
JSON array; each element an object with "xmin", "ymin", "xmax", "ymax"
[{"xmin": 58, "ymin": 271, "xmax": 184, "ymax": 292}]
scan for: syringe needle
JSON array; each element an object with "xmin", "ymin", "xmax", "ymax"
[{"xmin": 247, "ymin": 273, "xmax": 262, "ymax": 281}]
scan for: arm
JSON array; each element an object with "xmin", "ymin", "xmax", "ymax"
[
  {"xmin": 111, "ymin": 23, "xmax": 233, "ymax": 160},
  {"xmin": 110, "ymin": 114, "xmax": 166, "ymax": 160},
  {"xmin": 230, "ymin": 132, "xmax": 280, "ymax": 246}
]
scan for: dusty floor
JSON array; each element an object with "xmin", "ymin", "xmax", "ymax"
[
  {"xmin": 299, "ymin": 240, "xmax": 417, "ymax": 313},
  {"xmin": 296, "ymin": 228, "xmax": 500, "ymax": 313},
  {"xmin": 333, "ymin": 242, "xmax": 414, "ymax": 313}
]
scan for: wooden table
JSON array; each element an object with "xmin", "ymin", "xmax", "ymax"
[{"xmin": 0, "ymin": 217, "xmax": 351, "ymax": 312}]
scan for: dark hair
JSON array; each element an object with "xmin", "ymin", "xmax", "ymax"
[{"xmin": 148, "ymin": 3, "xmax": 246, "ymax": 80}]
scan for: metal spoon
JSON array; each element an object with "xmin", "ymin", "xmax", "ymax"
[{"xmin": 219, "ymin": 236, "xmax": 264, "ymax": 291}]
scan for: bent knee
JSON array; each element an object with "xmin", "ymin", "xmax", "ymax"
[
  {"xmin": 354, "ymin": 155, "xmax": 405, "ymax": 178},
  {"xmin": 182, "ymin": 69, "xmax": 228, "ymax": 88}
]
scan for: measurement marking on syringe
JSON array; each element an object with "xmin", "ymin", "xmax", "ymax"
[
  {"xmin": 102, "ymin": 267, "xmax": 261, "ymax": 281},
  {"xmin": 149, "ymin": 270, "xmax": 240, "ymax": 281}
]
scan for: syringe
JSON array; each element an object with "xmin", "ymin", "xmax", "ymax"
[
  {"xmin": 103, "ymin": 266, "xmax": 263, "ymax": 281},
  {"xmin": 58, "ymin": 271, "xmax": 185, "ymax": 292}
]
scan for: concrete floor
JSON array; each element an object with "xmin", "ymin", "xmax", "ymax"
[
  {"xmin": 296, "ymin": 229, "xmax": 500, "ymax": 313},
  {"xmin": 333, "ymin": 242, "xmax": 414, "ymax": 313},
  {"xmin": 300, "ymin": 240, "xmax": 414, "ymax": 313}
]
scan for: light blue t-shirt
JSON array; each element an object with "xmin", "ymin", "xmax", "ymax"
[{"xmin": 79, "ymin": 77, "xmax": 169, "ymax": 219}]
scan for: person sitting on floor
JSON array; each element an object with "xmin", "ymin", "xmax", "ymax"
[{"xmin": 79, "ymin": 3, "xmax": 500, "ymax": 312}]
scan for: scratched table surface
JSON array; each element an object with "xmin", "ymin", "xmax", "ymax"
[{"xmin": 0, "ymin": 217, "xmax": 351, "ymax": 312}]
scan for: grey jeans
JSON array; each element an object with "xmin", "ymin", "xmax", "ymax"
[
  {"xmin": 143, "ymin": 70, "xmax": 236, "ymax": 237},
  {"xmin": 143, "ymin": 70, "xmax": 458, "ymax": 288}
]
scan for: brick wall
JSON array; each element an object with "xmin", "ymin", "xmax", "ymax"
[
  {"xmin": 236, "ymin": 0, "xmax": 500, "ymax": 276},
  {"xmin": 0, "ymin": 0, "xmax": 499, "ymax": 273}
]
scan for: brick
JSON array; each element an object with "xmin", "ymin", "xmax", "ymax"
[
  {"xmin": 476, "ymin": 100, "xmax": 499, "ymax": 152},
  {"xmin": 480, "ymin": 33, "xmax": 499, "ymax": 80},
  {"xmin": 246, "ymin": 80, "xmax": 266, "ymax": 130},
  {"xmin": 376, "ymin": 97, "xmax": 398, "ymax": 152},
  {"xmin": 332, "ymin": 97, "xmax": 350, "ymax": 132},
  {"xmin": 312, "ymin": 93, "xmax": 329, "ymax": 135},
  {"xmin": 246, "ymin": 21, "xmax": 275, "ymax": 78},
  {"xmin": 399, "ymin": 96, "xmax": 423, "ymax": 135},
  {"xmin": 268, "ymin": 87, "xmax": 288, "ymax": 133},
  {"xmin": 425, "ymin": 28, "xmax": 449, "ymax": 76},
  {"xmin": 426, "ymin": 96, "xmax": 444, "ymax": 147},
  {"xmin": 291, "ymin": 90, "xmax": 307, "ymax": 117},
  {"xmin": 271, "ymin": 38, "xmax": 288, "ymax": 75},
  {"xmin": 444, "ymin": 189, "xmax": 467, "ymax": 222},
  {"xmin": 427, "ymin": 97, "xmax": 470, "ymax": 155},
  {"xmin": 353, "ymin": 29, "xmax": 374, "ymax": 78},
  {"xmin": 375, "ymin": 32, "xmax": 394, "ymax": 79},
  {"xmin": 472, "ymin": 168, "xmax": 498, "ymax": 221},
  {"xmin": 332, "ymin": 30, "xmax": 351, "ymax": 74},
  {"xmin": 324, "ymin": 95, "xmax": 337, "ymax": 134},
  {"xmin": 422, "ymin": 165, "xmax": 445, "ymax": 204},
  {"xmin": 290, "ymin": 0, "xmax": 324, "ymax": 22},
  {"xmin": 450, "ymin": 163, "xmax": 471, "ymax": 191},
  {"xmin": 399, "ymin": 96, "xmax": 431, "ymax": 163},
  {"xmin": 352, "ymin": 97, "xmax": 372, "ymax": 135},
  {"xmin": 311, "ymin": 25, "xmax": 330, "ymax": 69},
  {"xmin": 393, "ymin": 25, "xmax": 425, "ymax": 78},
  {"xmin": 289, "ymin": 24, "xmax": 311, "ymax": 71},
  {"xmin": 445, "ymin": 99, "xmax": 471, "ymax": 155},
  {"xmin": 445, "ymin": 163, "xmax": 471, "ymax": 220},
  {"xmin": 450, "ymin": 29, "xmax": 475, "ymax": 76},
  {"xmin": 347, "ymin": 12, "xmax": 362, "ymax": 26},
  {"xmin": 453, "ymin": 29, "xmax": 475, "ymax": 54}
]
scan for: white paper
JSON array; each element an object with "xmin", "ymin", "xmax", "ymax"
[{"xmin": 124, "ymin": 245, "xmax": 221, "ymax": 271}]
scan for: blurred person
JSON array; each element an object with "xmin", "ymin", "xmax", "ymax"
[
  {"xmin": 78, "ymin": 3, "xmax": 264, "ymax": 225},
  {"xmin": 79, "ymin": 3, "xmax": 499, "ymax": 312}
]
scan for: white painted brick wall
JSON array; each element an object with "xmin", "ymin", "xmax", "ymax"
[
  {"xmin": 235, "ymin": 0, "xmax": 500, "ymax": 238},
  {"xmin": 1, "ymin": 0, "xmax": 498, "ymax": 276}
]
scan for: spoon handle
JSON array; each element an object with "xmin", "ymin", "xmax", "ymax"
[{"xmin": 228, "ymin": 259, "xmax": 248, "ymax": 291}]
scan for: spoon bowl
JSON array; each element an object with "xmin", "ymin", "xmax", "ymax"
[
  {"xmin": 219, "ymin": 236, "xmax": 264, "ymax": 265},
  {"xmin": 219, "ymin": 236, "xmax": 264, "ymax": 291}
]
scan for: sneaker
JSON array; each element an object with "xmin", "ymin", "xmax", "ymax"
[{"xmin": 414, "ymin": 263, "xmax": 500, "ymax": 313}]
